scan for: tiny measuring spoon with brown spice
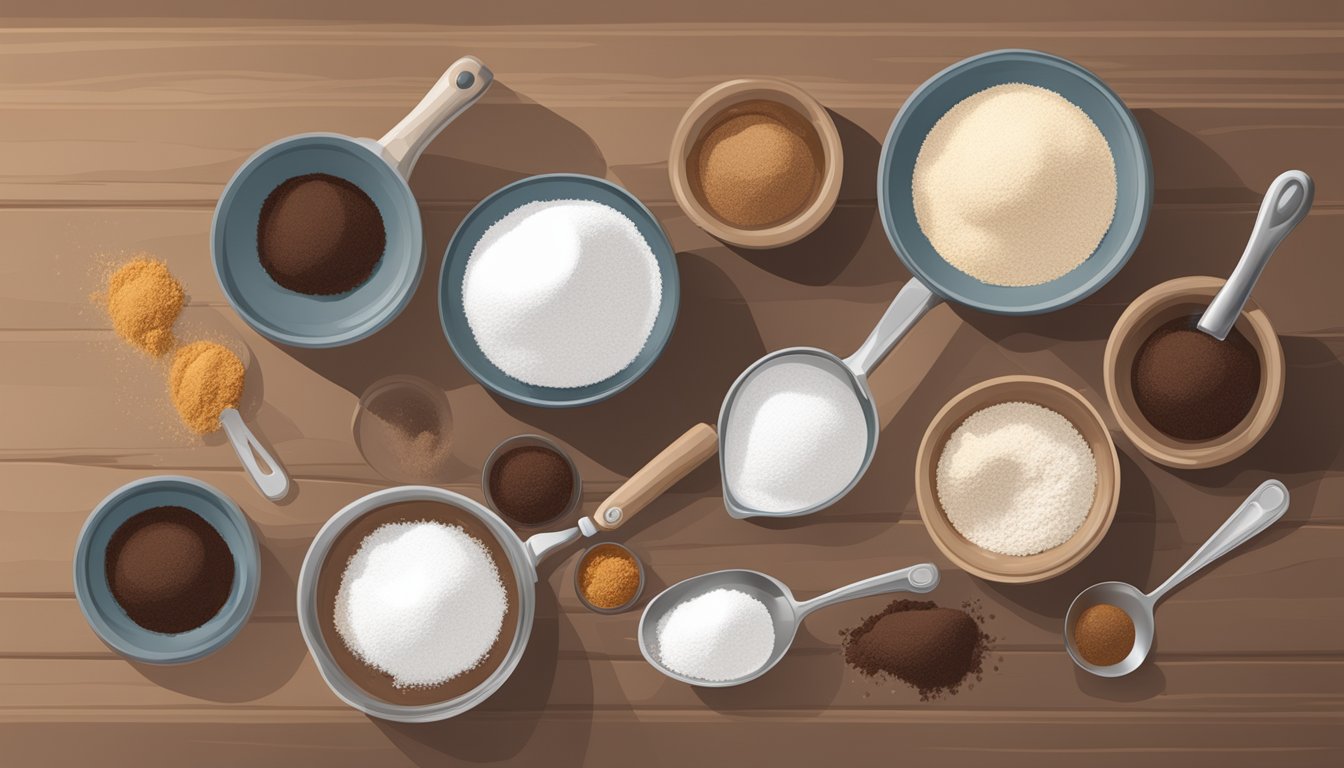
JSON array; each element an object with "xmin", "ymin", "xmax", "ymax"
[{"xmin": 170, "ymin": 341, "xmax": 289, "ymax": 500}]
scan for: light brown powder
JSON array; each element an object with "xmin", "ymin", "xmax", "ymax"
[
  {"xmin": 169, "ymin": 341, "xmax": 244, "ymax": 434},
  {"xmin": 100, "ymin": 256, "xmax": 185, "ymax": 357}
]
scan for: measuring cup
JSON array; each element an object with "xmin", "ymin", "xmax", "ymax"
[
  {"xmin": 639, "ymin": 563, "xmax": 939, "ymax": 687},
  {"xmin": 1065, "ymin": 479, "xmax": 1289, "ymax": 678},
  {"xmin": 1198, "ymin": 170, "xmax": 1313, "ymax": 340},
  {"xmin": 213, "ymin": 56, "xmax": 492, "ymax": 348}
]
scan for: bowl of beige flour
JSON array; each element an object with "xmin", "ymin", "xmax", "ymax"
[{"xmin": 878, "ymin": 49, "xmax": 1151, "ymax": 315}]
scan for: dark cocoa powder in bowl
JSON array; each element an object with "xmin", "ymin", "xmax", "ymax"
[
  {"xmin": 257, "ymin": 173, "xmax": 386, "ymax": 295},
  {"xmin": 1131, "ymin": 316, "xmax": 1261, "ymax": 441},
  {"xmin": 842, "ymin": 599, "xmax": 993, "ymax": 700},
  {"xmin": 105, "ymin": 506, "xmax": 235, "ymax": 634}
]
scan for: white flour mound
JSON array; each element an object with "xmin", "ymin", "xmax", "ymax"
[
  {"xmin": 913, "ymin": 83, "xmax": 1117, "ymax": 287},
  {"xmin": 936, "ymin": 401, "xmax": 1097, "ymax": 556},
  {"xmin": 335, "ymin": 521, "xmax": 508, "ymax": 688},
  {"xmin": 462, "ymin": 199, "xmax": 662, "ymax": 388}
]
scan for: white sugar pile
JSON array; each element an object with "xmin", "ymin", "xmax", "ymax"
[
  {"xmin": 723, "ymin": 360, "xmax": 868, "ymax": 513},
  {"xmin": 913, "ymin": 83, "xmax": 1117, "ymax": 287},
  {"xmin": 936, "ymin": 401, "xmax": 1097, "ymax": 556},
  {"xmin": 334, "ymin": 521, "xmax": 508, "ymax": 688},
  {"xmin": 462, "ymin": 199, "xmax": 662, "ymax": 388},
  {"xmin": 655, "ymin": 588, "xmax": 775, "ymax": 682}
]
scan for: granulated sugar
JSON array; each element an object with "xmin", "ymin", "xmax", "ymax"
[
  {"xmin": 913, "ymin": 83, "xmax": 1117, "ymax": 287},
  {"xmin": 335, "ymin": 521, "xmax": 507, "ymax": 688},
  {"xmin": 462, "ymin": 199, "xmax": 662, "ymax": 388},
  {"xmin": 723, "ymin": 360, "xmax": 867, "ymax": 513},
  {"xmin": 936, "ymin": 402, "xmax": 1096, "ymax": 556},
  {"xmin": 655, "ymin": 588, "xmax": 775, "ymax": 682}
]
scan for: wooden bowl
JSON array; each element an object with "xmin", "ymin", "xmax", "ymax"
[
  {"xmin": 915, "ymin": 376, "xmax": 1121, "ymax": 584},
  {"xmin": 668, "ymin": 79, "xmax": 843, "ymax": 249},
  {"xmin": 1103, "ymin": 276, "xmax": 1284, "ymax": 469}
]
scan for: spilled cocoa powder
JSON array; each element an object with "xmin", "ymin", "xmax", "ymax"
[{"xmin": 842, "ymin": 599, "xmax": 994, "ymax": 700}]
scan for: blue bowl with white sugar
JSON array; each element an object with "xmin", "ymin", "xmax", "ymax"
[
  {"xmin": 878, "ymin": 49, "xmax": 1152, "ymax": 315},
  {"xmin": 439, "ymin": 174, "xmax": 680, "ymax": 408}
]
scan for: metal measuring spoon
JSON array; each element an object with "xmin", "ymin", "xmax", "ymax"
[
  {"xmin": 1065, "ymin": 480, "xmax": 1289, "ymax": 677},
  {"xmin": 1198, "ymin": 171, "xmax": 1313, "ymax": 340},
  {"xmin": 639, "ymin": 562, "xmax": 939, "ymax": 687}
]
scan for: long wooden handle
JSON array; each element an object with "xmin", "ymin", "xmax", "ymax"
[{"xmin": 593, "ymin": 423, "xmax": 719, "ymax": 531}]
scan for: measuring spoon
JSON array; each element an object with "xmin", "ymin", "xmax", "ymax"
[
  {"xmin": 639, "ymin": 562, "xmax": 939, "ymax": 687},
  {"xmin": 1065, "ymin": 479, "xmax": 1289, "ymax": 677},
  {"xmin": 1198, "ymin": 171, "xmax": 1313, "ymax": 340}
]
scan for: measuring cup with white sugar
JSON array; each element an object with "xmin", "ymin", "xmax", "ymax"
[
  {"xmin": 1065, "ymin": 480, "xmax": 1289, "ymax": 678},
  {"xmin": 639, "ymin": 562, "xmax": 939, "ymax": 687},
  {"xmin": 591, "ymin": 283, "xmax": 939, "ymax": 530}
]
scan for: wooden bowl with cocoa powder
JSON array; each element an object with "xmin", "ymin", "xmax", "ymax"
[
  {"xmin": 1103, "ymin": 276, "xmax": 1285, "ymax": 469},
  {"xmin": 669, "ymin": 79, "xmax": 843, "ymax": 249}
]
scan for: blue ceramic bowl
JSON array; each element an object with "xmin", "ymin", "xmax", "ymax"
[
  {"xmin": 73, "ymin": 476, "xmax": 260, "ymax": 664},
  {"xmin": 879, "ymin": 49, "xmax": 1152, "ymax": 315},
  {"xmin": 212, "ymin": 133, "xmax": 423, "ymax": 348},
  {"xmin": 439, "ymin": 174, "xmax": 680, "ymax": 408}
]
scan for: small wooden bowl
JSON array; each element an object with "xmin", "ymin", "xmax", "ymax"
[
  {"xmin": 668, "ymin": 79, "xmax": 843, "ymax": 249},
  {"xmin": 916, "ymin": 376, "xmax": 1121, "ymax": 584},
  {"xmin": 1103, "ymin": 276, "xmax": 1285, "ymax": 469}
]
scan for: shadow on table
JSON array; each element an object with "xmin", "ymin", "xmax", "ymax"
[
  {"xmin": 1074, "ymin": 660, "xmax": 1167, "ymax": 702},
  {"xmin": 281, "ymin": 83, "xmax": 608, "ymax": 399},
  {"xmin": 692, "ymin": 624, "xmax": 844, "ymax": 716},
  {"xmin": 982, "ymin": 450, "xmax": 1161, "ymax": 631},
  {"xmin": 731, "ymin": 110, "xmax": 885, "ymax": 287},
  {"xmin": 498, "ymin": 250, "xmax": 766, "ymax": 478},
  {"xmin": 131, "ymin": 538, "xmax": 306, "ymax": 702},
  {"xmin": 373, "ymin": 559, "xmax": 593, "ymax": 767}
]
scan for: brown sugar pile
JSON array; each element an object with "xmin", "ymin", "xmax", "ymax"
[
  {"xmin": 1072, "ymin": 603, "xmax": 1136, "ymax": 667},
  {"xmin": 169, "ymin": 341, "xmax": 245, "ymax": 434},
  {"xmin": 691, "ymin": 99, "xmax": 823, "ymax": 229},
  {"xmin": 577, "ymin": 544, "xmax": 641, "ymax": 610},
  {"xmin": 842, "ymin": 599, "xmax": 993, "ymax": 700},
  {"xmin": 100, "ymin": 256, "xmax": 185, "ymax": 356}
]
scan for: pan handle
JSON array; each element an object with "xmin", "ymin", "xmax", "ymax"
[
  {"xmin": 593, "ymin": 423, "xmax": 719, "ymax": 531},
  {"xmin": 379, "ymin": 56, "xmax": 493, "ymax": 178},
  {"xmin": 844, "ymin": 278, "xmax": 942, "ymax": 377}
]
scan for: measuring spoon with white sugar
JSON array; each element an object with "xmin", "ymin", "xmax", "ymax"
[
  {"xmin": 639, "ymin": 562, "xmax": 939, "ymax": 687},
  {"xmin": 1198, "ymin": 170, "xmax": 1313, "ymax": 340},
  {"xmin": 1065, "ymin": 480, "xmax": 1289, "ymax": 678}
]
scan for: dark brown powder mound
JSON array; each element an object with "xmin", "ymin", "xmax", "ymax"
[
  {"xmin": 257, "ymin": 173, "xmax": 386, "ymax": 295},
  {"xmin": 842, "ymin": 599, "xmax": 993, "ymax": 700},
  {"xmin": 488, "ymin": 445, "xmax": 574, "ymax": 526},
  {"xmin": 1131, "ymin": 316, "xmax": 1261, "ymax": 441},
  {"xmin": 105, "ymin": 506, "xmax": 235, "ymax": 634}
]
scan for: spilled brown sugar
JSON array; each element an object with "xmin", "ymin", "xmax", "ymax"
[
  {"xmin": 842, "ymin": 599, "xmax": 993, "ymax": 700},
  {"xmin": 98, "ymin": 256, "xmax": 185, "ymax": 357}
]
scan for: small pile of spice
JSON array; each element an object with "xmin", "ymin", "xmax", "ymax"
[
  {"xmin": 1072, "ymin": 603, "xmax": 1136, "ymax": 667},
  {"xmin": 105, "ymin": 506, "xmax": 235, "ymax": 634},
  {"xmin": 257, "ymin": 173, "xmax": 386, "ymax": 295},
  {"xmin": 655, "ymin": 588, "xmax": 775, "ymax": 682},
  {"xmin": 1132, "ymin": 317, "xmax": 1261, "ymax": 441},
  {"xmin": 487, "ymin": 443, "xmax": 575, "ymax": 526},
  {"xmin": 936, "ymin": 401, "xmax": 1097, "ymax": 556},
  {"xmin": 100, "ymin": 256, "xmax": 185, "ymax": 357},
  {"xmin": 169, "ymin": 341, "xmax": 245, "ymax": 435},
  {"xmin": 356, "ymin": 379, "xmax": 453, "ymax": 483},
  {"xmin": 691, "ymin": 99, "xmax": 823, "ymax": 229},
  {"xmin": 577, "ymin": 544, "xmax": 641, "ymax": 610},
  {"xmin": 335, "ymin": 520, "xmax": 508, "ymax": 688},
  {"xmin": 842, "ymin": 599, "xmax": 993, "ymax": 700}
]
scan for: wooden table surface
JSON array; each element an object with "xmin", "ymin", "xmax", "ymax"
[{"xmin": 3, "ymin": 3, "xmax": 1343, "ymax": 766}]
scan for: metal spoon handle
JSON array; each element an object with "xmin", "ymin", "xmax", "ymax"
[
  {"xmin": 844, "ymin": 278, "xmax": 942, "ymax": 377},
  {"xmin": 795, "ymin": 563, "xmax": 939, "ymax": 620},
  {"xmin": 1148, "ymin": 480, "xmax": 1289, "ymax": 604},
  {"xmin": 221, "ymin": 407, "xmax": 290, "ymax": 501},
  {"xmin": 1198, "ymin": 171, "xmax": 1313, "ymax": 340}
]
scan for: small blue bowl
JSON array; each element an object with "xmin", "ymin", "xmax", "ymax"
[
  {"xmin": 439, "ymin": 174, "xmax": 680, "ymax": 408},
  {"xmin": 213, "ymin": 133, "xmax": 423, "ymax": 348},
  {"xmin": 73, "ymin": 476, "xmax": 260, "ymax": 664},
  {"xmin": 879, "ymin": 49, "xmax": 1152, "ymax": 315}
]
